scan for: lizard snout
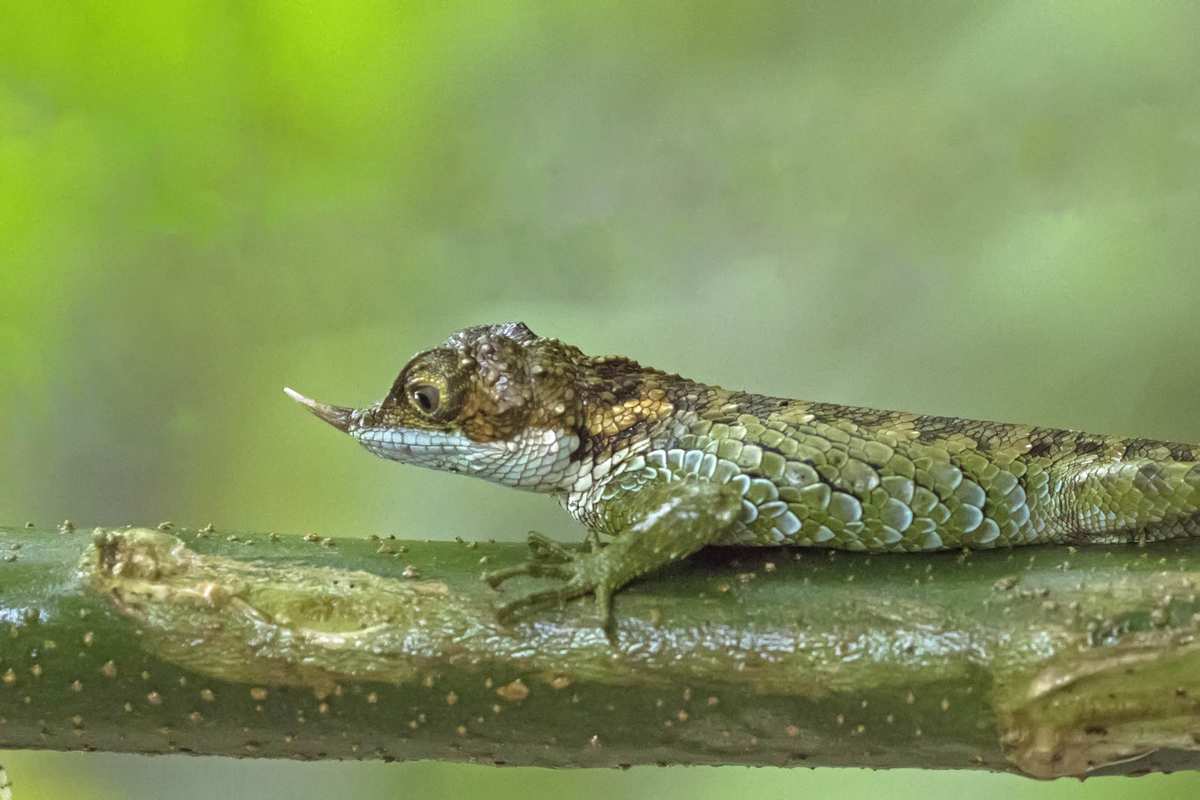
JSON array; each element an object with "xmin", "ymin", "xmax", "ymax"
[{"xmin": 283, "ymin": 386, "xmax": 357, "ymax": 433}]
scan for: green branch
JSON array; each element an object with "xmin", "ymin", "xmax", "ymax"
[{"xmin": 2, "ymin": 524, "xmax": 1200, "ymax": 778}]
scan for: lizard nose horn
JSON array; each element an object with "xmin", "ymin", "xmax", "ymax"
[{"xmin": 283, "ymin": 386, "xmax": 355, "ymax": 433}]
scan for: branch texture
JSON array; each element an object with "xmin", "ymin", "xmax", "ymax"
[{"xmin": 2, "ymin": 525, "xmax": 1200, "ymax": 778}]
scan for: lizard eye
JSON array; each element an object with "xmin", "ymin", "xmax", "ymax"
[{"xmin": 410, "ymin": 384, "xmax": 441, "ymax": 414}]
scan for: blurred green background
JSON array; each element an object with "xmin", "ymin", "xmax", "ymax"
[{"xmin": 4, "ymin": 0, "xmax": 1200, "ymax": 797}]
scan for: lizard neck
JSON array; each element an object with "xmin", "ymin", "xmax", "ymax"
[{"xmin": 561, "ymin": 368, "xmax": 716, "ymax": 528}]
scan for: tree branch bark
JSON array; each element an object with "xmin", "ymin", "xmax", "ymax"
[{"xmin": 2, "ymin": 524, "xmax": 1199, "ymax": 778}]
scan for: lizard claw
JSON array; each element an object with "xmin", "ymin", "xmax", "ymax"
[
  {"xmin": 524, "ymin": 531, "xmax": 576, "ymax": 562},
  {"xmin": 493, "ymin": 584, "xmax": 592, "ymax": 624},
  {"xmin": 482, "ymin": 532, "xmax": 578, "ymax": 588},
  {"xmin": 483, "ymin": 532, "xmax": 617, "ymax": 635},
  {"xmin": 483, "ymin": 560, "xmax": 574, "ymax": 588}
]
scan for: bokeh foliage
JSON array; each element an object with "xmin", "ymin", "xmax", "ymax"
[{"xmin": 3, "ymin": 1, "xmax": 1200, "ymax": 797}]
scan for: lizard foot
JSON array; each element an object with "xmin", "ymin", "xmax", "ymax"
[
  {"xmin": 482, "ymin": 483, "xmax": 741, "ymax": 641},
  {"xmin": 483, "ymin": 532, "xmax": 620, "ymax": 639}
]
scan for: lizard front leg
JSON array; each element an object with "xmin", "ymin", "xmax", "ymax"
[{"xmin": 484, "ymin": 479, "xmax": 741, "ymax": 637}]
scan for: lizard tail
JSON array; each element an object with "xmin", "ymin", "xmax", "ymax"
[{"xmin": 1062, "ymin": 458, "xmax": 1200, "ymax": 543}]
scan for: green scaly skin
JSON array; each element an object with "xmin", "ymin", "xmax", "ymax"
[{"xmin": 285, "ymin": 322, "xmax": 1200, "ymax": 635}]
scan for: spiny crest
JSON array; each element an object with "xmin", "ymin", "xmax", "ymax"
[{"xmin": 442, "ymin": 321, "xmax": 539, "ymax": 349}]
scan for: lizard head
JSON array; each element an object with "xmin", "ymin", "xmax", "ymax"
[{"xmin": 284, "ymin": 322, "xmax": 590, "ymax": 491}]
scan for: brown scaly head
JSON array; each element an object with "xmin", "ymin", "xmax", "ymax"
[{"xmin": 285, "ymin": 322, "xmax": 636, "ymax": 492}]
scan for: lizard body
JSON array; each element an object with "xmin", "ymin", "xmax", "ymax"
[{"xmin": 286, "ymin": 322, "xmax": 1200, "ymax": 632}]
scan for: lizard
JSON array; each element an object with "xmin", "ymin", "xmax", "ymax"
[{"xmin": 284, "ymin": 321, "xmax": 1200, "ymax": 635}]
